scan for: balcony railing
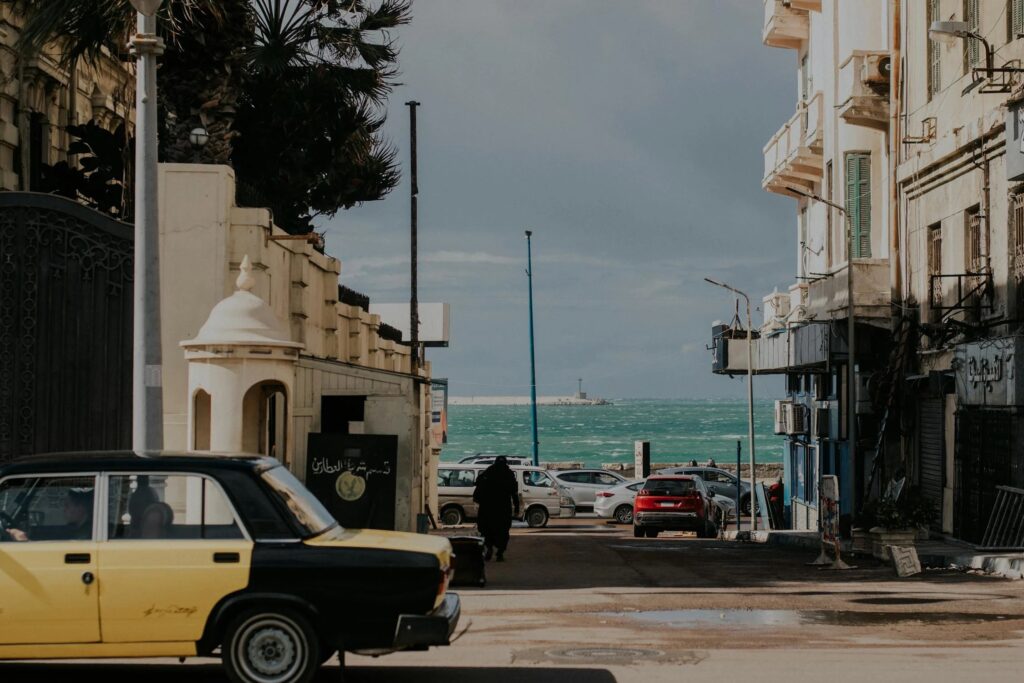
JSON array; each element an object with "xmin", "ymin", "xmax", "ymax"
[
  {"xmin": 806, "ymin": 259, "xmax": 890, "ymax": 320},
  {"xmin": 929, "ymin": 271, "xmax": 994, "ymax": 323},
  {"xmin": 763, "ymin": 0, "xmax": 810, "ymax": 49},
  {"xmin": 763, "ymin": 91, "xmax": 824, "ymax": 195},
  {"xmin": 837, "ymin": 51, "xmax": 890, "ymax": 131}
]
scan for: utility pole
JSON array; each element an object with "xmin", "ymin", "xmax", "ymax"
[
  {"xmin": 526, "ymin": 231, "xmax": 540, "ymax": 466},
  {"xmin": 704, "ymin": 278, "xmax": 757, "ymax": 530},
  {"xmin": 130, "ymin": 0, "xmax": 165, "ymax": 453},
  {"xmin": 406, "ymin": 101, "xmax": 420, "ymax": 369}
]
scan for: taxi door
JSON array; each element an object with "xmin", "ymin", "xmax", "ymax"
[
  {"xmin": 96, "ymin": 473, "xmax": 253, "ymax": 643},
  {"xmin": 0, "ymin": 474, "xmax": 100, "ymax": 645}
]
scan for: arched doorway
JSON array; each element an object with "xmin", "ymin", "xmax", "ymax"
[
  {"xmin": 242, "ymin": 381, "xmax": 288, "ymax": 460},
  {"xmin": 193, "ymin": 389, "xmax": 211, "ymax": 451}
]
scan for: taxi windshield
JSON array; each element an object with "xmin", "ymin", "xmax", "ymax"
[{"xmin": 261, "ymin": 466, "xmax": 338, "ymax": 538}]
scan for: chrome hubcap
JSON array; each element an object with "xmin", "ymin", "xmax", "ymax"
[{"xmin": 237, "ymin": 616, "xmax": 303, "ymax": 683}]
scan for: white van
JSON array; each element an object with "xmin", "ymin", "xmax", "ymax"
[{"xmin": 437, "ymin": 464, "xmax": 575, "ymax": 527}]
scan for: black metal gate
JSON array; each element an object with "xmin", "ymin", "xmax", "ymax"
[
  {"xmin": 954, "ymin": 408, "xmax": 1024, "ymax": 543},
  {"xmin": 0, "ymin": 193, "xmax": 133, "ymax": 462}
]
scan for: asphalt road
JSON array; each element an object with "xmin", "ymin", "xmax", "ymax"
[{"xmin": 3, "ymin": 520, "xmax": 1023, "ymax": 682}]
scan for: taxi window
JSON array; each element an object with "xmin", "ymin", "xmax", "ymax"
[
  {"xmin": 0, "ymin": 475, "xmax": 97, "ymax": 542},
  {"xmin": 522, "ymin": 471, "xmax": 553, "ymax": 487},
  {"xmin": 107, "ymin": 474, "xmax": 243, "ymax": 540}
]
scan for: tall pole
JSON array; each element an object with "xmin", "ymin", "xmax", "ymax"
[
  {"xmin": 704, "ymin": 278, "xmax": 757, "ymax": 531},
  {"xmin": 131, "ymin": 7, "xmax": 164, "ymax": 453},
  {"xmin": 526, "ymin": 231, "xmax": 540, "ymax": 466},
  {"xmin": 406, "ymin": 101, "xmax": 420, "ymax": 369}
]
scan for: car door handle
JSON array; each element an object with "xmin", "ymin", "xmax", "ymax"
[
  {"xmin": 64, "ymin": 553, "xmax": 91, "ymax": 564},
  {"xmin": 213, "ymin": 552, "xmax": 240, "ymax": 564}
]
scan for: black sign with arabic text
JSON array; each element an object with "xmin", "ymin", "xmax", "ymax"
[{"xmin": 305, "ymin": 433, "xmax": 398, "ymax": 530}]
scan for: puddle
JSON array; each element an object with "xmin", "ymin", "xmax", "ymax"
[{"xmin": 606, "ymin": 609, "xmax": 1016, "ymax": 628}]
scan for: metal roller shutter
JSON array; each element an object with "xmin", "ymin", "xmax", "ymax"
[{"xmin": 918, "ymin": 398, "xmax": 944, "ymax": 506}]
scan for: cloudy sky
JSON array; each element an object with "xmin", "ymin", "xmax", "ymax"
[{"xmin": 320, "ymin": 0, "xmax": 796, "ymax": 399}]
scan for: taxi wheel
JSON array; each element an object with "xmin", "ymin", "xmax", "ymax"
[
  {"xmin": 223, "ymin": 607, "xmax": 320, "ymax": 683},
  {"xmin": 525, "ymin": 506, "xmax": 549, "ymax": 528},
  {"xmin": 440, "ymin": 506, "xmax": 464, "ymax": 526}
]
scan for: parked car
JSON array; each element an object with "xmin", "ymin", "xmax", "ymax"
[
  {"xmin": 633, "ymin": 474, "xmax": 718, "ymax": 538},
  {"xmin": 657, "ymin": 465, "xmax": 755, "ymax": 515},
  {"xmin": 0, "ymin": 452, "xmax": 460, "ymax": 683},
  {"xmin": 594, "ymin": 480, "xmax": 644, "ymax": 524},
  {"xmin": 458, "ymin": 455, "xmax": 532, "ymax": 466},
  {"xmin": 551, "ymin": 469, "xmax": 628, "ymax": 511},
  {"xmin": 437, "ymin": 464, "xmax": 575, "ymax": 527}
]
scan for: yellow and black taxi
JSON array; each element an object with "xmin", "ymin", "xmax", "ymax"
[{"xmin": 0, "ymin": 451, "xmax": 460, "ymax": 683}]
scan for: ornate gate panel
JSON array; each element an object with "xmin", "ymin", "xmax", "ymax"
[{"xmin": 0, "ymin": 193, "xmax": 133, "ymax": 462}]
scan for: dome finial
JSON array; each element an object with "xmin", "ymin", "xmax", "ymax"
[{"xmin": 236, "ymin": 255, "xmax": 256, "ymax": 292}]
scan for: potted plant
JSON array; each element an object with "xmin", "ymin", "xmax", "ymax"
[{"xmin": 866, "ymin": 487, "xmax": 936, "ymax": 561}]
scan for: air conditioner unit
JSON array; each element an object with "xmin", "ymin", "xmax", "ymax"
[
  {"xmin": 785, "ymin": 402, "xmax": 808, "ymax": 435},
  {"xmin": 774, "ymin": 400, "xmax": 791, "ymax": 435},
  {"xmin": 861, "ymin": 54, "xmax": 891, "ymax": 86},
  {"xmin": 812, "ymin": 405, "xmax": 830, "ymax": 439}
]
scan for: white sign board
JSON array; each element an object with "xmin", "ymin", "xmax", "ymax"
[{"xmin": 370, "ymin": 303, "xmax": 451, "ymax": 346}]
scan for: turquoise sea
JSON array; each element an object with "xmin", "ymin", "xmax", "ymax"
[{"xmin": 440, "ymin": 399, "xmax": 782, "ymax": 467}]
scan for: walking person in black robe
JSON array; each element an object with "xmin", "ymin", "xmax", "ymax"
[{"xmin": 473, "ymin": 456, "xmax": 520, "ymax": 561}]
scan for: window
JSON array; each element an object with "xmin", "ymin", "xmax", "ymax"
[
  {"xmin": 966, "ymin": 205, "xmax": 983, "ymax": 272},
  {"xmin": 1014, "ymin": 192, "xmax": 1024, "ymax": 313},
  {"xmin": 594, "ymin": 473, "xmax": 622, "ymax": 486},
  {"xmin": 644, "ymin": 479, "xmax": 695, "ymax": 496},
  {"xmin": 845, "ymin": 152, "xmax": 871, "ymax": 258},
  {"xmin": 523, "ymin": 471, "xmax": 553, "ymax": 487},
  {"xmin": 928, "ymin": 0, "xmax": 942, "ymax": 98},
  {"xmin": 1012, "ymin": 0, "xmax": 1024, "ymax": 41},
  {"xmin": 826, "ymin": 160, "xmax": 833, "ymax": 267},
  {"xmin": 438, "ymin": 468, "xmax": 477, "ymax": 488},
  {"xmin": 929, "ymin": 222, "xmax": 944, "ymax": 311},
  {"xmin": 0, "ymin": 476, "xmax": 96, "ymax": 542},
  {"xmin": 964, "ymin": 0, "xmax": 981, "ymax": 73},
  {"xmin": 557, "ymin": 472, "xmax": 592, "ymax": 484},
  {"xmin": 627, "ymin": 482, "xmax": 644, "ymax": 492},
  {"xmin": 703, "ymin": 469, "xmax": 732, "ymax": 484},
  {"xmin": 799, "ymin": 206, "xmax": 808, "ymax": 278},
  {"xmin": 107, "ymin": 474, "xmax": 243, "ymax": 540},
  {"xmin": 260, "ymin": 466, "xmax": 336, "ymax": 537}
]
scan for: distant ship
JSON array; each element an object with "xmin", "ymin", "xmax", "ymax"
[{"xmin": 450, "ymin": 379, "xmax": 611, "ymax": 406}]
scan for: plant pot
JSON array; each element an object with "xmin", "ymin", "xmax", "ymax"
[
  {"xmin": 869, "ymin": 526, "xmax": 916, "ymax": 561},
  {"xmin": 851, "ymin": 528, "xmax": 875, "ymax": 555}
]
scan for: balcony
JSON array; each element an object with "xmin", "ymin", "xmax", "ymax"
[
  {"xmin": 711, "ymin": 320, "xmax": 834, "ymax": 376},
  {"xmin": 763, "ymin": 0, "xmax": 810, "ymax": 49},
  {"xmin": 838, "ymin": 51, "xmax": 890, "ymax": 131},
  {"xmin": 763, "ymin": 92, "xmax": 824, "ymax": 196},
  {"xmin": 806, "ymin": 259, "xmax": 890, "ymax": 322}
]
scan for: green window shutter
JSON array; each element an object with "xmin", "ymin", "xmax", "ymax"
[
  {"xmin": 1015, "ymin": 0, "xmax": 1024, "ymax": 38},
  {"xmin": 845, "ymin": 153, "xmax": 871, "ymax": 259},
  {"xmin": 965, "ymin": 0, "xmax": 981, "ymax": 70}
]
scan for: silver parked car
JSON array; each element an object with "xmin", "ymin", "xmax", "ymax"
[
  {"xmin": 657, "ymin": 466, "xmax": 753, "ymax": 514},
  {"xmin": 551, "ymin": 469, "xmax": 628, "ymax": 511}
]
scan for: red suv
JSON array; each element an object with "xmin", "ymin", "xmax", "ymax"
[{"xmin": 633, "ymin": 475, "xmax": 717, "ymax": 538}]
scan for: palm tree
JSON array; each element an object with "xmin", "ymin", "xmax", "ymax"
[{"xmin": 233, "ymin": 0, "xmax": 411, "ymax": 233}]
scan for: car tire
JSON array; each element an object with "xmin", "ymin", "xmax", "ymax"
[
  {"xmin": 222, "ymin": 607, "xmax": 320, "ymax": 683},
  {"xmin": 613, "ymin": 504, "xmax": 633, "ymax": 525},
  {"xmin": 646, "ymin": 529, "xmax": 659, "ymax": 538},
  {"xmin": 633, "ymin": 524, "xmax": 644, "ymax": 538},
  {"xmin": 706, "ymin": 519, "xmax": 718, "ymax": 538},
  {"xmin": 440, "ymin": 506, "xmax": 464, "ymax": 526},
  {"xmin": 526, "ymin": 506, "xmax": 549, "ymax": 528},
  {"xmin": 741, "ymin": 495, "xmax": 753, "ymax": 516}
]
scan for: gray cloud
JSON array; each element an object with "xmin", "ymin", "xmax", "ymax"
[{"xmin": 320, "ymin": 0, "xmax": 795, "ymax": 398}]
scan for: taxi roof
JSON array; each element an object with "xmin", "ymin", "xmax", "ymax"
[{"xmin": 0, "ymin": 451, "xmax": 280, "ymax": 476}]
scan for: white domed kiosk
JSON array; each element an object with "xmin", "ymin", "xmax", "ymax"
[{"xmin": 181, "ymin": 255, "xmax": 303, "ymax": 460}]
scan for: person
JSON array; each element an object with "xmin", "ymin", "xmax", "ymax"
[
  {"xmin": 688, "ymin": 459, "xmax": 698, "ymax": 467},
  {"xmin": 139, "ymin": 502, "xmax": 174, "ymax": 539},
  {"xmin": 472, "ymin": 456, "xmax": 519, "ymax": 561},
  {"xmin": 5, "ymin": 487, "xmax": 93, "ymax": 542},
  {"xmin": 706, "ymin": 458, "xmax": 717, "ymax": 468},
  {"xmin": 768, "ymin": 477, "xmax": 785, "ymax": 523}
]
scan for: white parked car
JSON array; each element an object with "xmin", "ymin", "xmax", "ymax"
[
  {"xmin": 551, "ymin": 469, "xmax": 629, "ymax": 510},
  {"xmin": 594, "ymin": 480, "xmax": 645, "ymax": 524}
]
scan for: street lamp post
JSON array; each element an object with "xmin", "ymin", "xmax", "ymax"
[
  {"xmin": 130, "ymin": 0, "xmax": 165, "ymax": 453},
  {"xmin": 704, "ymin": 277, "xmax": 757, "ymax": 531},
  {"xmin": 525, "ymin": 231, "xmax": 540, "ymax": 467}
]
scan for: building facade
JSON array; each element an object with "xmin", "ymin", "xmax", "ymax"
[
  {"xmin": 0, "ymin": 7, "xmax": 133, "ymax": 191},
  {"xmin": 713, "ymin": 0, "xmax": 1024, "ymax": 543}
]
